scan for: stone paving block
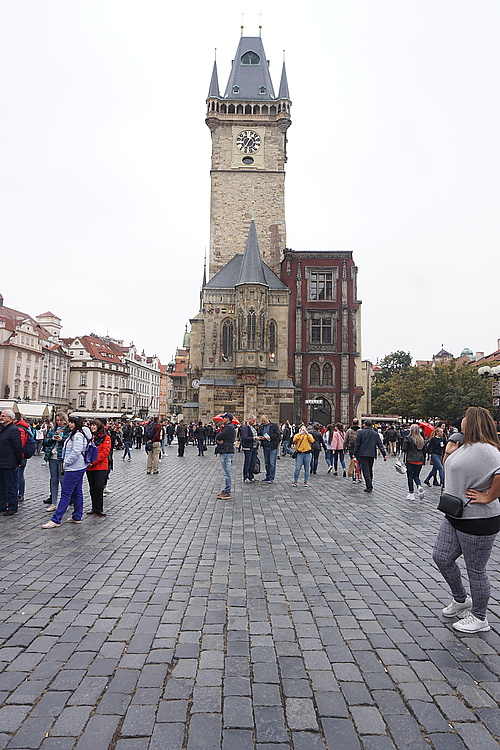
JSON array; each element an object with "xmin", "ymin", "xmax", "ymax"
[
  {"xmin": 350, "ymin": 706, "xmax": 386, "ymax": 735},
  {"xmin": 0, "ymin": 705, "xmax": 31, "ymax": 733},
  {"xmin": 74, "ymin": 714, "xmax": 120, "ymax": 750},
  {"xmin": 453, "ymin": 722, "xmax": 500, "ymax": 749},
  {"xmin": 427, "ymin": 734, "xmax": 468, "ymax": 750},
  {"xmin": 254, "ymin": 706, "xmax": 288, "ymax": 743},
  {"xmin": 40, "ymin": 738, "xmax": 78, "ymax": 750},
  {"xmin": 285, "ymin": 697, "xmax": 319, "ymax": 731},
  {"xmin": 120, "ymin": 704, "xmax": 156, "ymax": 738},
  {"xmin": 292, "ymin": 732, "xmax": 327, "ymax": 749},
  {"xmin": 360, "ymin": 737, "xmax": 397, "ymax": 750},
  {"xmin": 322, "ymin": 718, "xmax": 361, "ymax": 750},
  {"xmin": 115, "ymin": 740, "xmax": 150, "ymax": 750},
  {"xmin": 7, "ymin": 715, "xmax": 54, "ymax": 749},
  {"xmin": 187, "ymin": 713, "xmax": 222, "ymax": 750},
  {"xmin": 222, "ymin": 728, "xmax": 254, "ymax": 750},
  {"xmin": 149, "ymin": 722, "xmax": 184, "ymax": 750},
  {"xmin": 384, "ymin": 714, "xmax": 430, "ymax": 750},
  {"xmin": 51, "ymin": 706, "xmax": 92, "ymax": 737},
  {"xmin": 224, "ymin": 695, "xmax": 254, "ymax": 728}
]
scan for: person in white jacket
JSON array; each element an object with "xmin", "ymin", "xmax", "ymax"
[{"xmin": 43, "ymin": 416, "xmax": 92, "ymax": 528}]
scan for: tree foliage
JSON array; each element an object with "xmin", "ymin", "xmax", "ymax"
[
  {"xmin": 372, "ymin": 360, "xmax": 492, "ymax": 422},
  {"xmin": 372, "ymin": 350, "xmax": 412, "ymax": 402}
]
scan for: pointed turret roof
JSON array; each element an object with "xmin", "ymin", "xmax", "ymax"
[
  {"xmin": 236, "ymin": 220, "xmax": 268, "ymax": 287},
  {"xmin": 224, "ymin": 36, "xmax": 275, "ymax": 100},
  {"xmin": 278, "ymin": 62, "xmax": 290, "ymax": 99},
  {"xmin": 207, "ymin": 60, "xmax": 220, "ymax": 98}
]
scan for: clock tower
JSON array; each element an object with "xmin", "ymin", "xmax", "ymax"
[{"xmin": 206, "ymin": 34, "xmax": 291, "ymax": 278}]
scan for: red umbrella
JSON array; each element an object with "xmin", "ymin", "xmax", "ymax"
[
  {"xmin": 213, "ymin": 414, "xmax": 240, "ymax": 425},
  {"xmin": 419, "ymin": 421, "xmax": 434, "ymax": 438}
]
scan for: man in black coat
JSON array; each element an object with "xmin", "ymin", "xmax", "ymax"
[
  {"xmin": 215, "ymin": 413, "xmax": 236, "ymax": 499},
  {"xmin": 354, "ymin": 419, "xmax": 387, "ymax": 493},
  {"xmin": 0, "ymin": 409, "xmax": 23, "ymax": 515},
  {"xmin": 257, "ymin": 414, "xmax": 281, "ymax": 483}
]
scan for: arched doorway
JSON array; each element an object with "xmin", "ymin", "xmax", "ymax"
[{"xmin": 310, "ymin": 397, "xmax": 331, "ymax": 426}]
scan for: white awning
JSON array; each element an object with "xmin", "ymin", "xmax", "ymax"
[{"xmin": 14, "ymin": 403, "xmax": 51, "ymax": 419}]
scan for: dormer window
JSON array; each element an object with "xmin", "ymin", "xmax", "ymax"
[
  {"xmin": 232, "ymin": 85, "xmax": 240, "ymax": 94},
  {"xmin": 259, "ymin": 86, "xmax": 266, "ymax": 94},
  {"xmin": 241, "ymin": 51, "xmax": 260, "ymax": 65}
]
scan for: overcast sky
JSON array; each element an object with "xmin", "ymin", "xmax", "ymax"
[{"xmin": 1, "ymin": 0, "xmax": 499, "ymax": 365}]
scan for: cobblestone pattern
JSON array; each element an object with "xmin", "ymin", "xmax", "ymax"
[{"xmin": 0, "ymin": 448, "xmax": 499, "ymax": 749}]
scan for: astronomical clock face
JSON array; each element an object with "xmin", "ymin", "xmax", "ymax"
[{"xmin": 236, "ymin": 130, "xmax": 261, "ymax": 154}]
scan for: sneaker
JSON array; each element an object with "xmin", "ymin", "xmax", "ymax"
[
  {"xmin": 67, "ymin": 517, "xmax": 81, "ymax": 524},
  {"xmin": 424, "ymin": 480, "xmax": 431, "ymax": 487},
  {"xmin": 153, "ymin": 471, "xmax": 159, "ymax": 475},
  {"xmin": 244, "ymin": 478, "xmax": 250, "ymax": 483},
  {"xmin": 452, "ymin": 613, "xmax": 490, "ymax": 633},
  {"xmin": 343, "ymin": 470, "xmax": 347, "ymax": 478},
  {"xmin": 292, "ymin": 481, "xmax": 297, "ymax": 486},
  {"xmin": 333, "ymin": 472, "xmax": 338, "ymax": 476},
  {"xmin": 303, "ymin": 482, "xmax": 308, "ymax": 486},
  {"xmin": 217, "ymin": 491, "xmax": 231, "ymax": 499},
  {"xmin": 327, "ymin": 466, "xmax": 333, "ymax": 474},
  {"xmin": 417, "ymin": 486, "xmax": 425, "ymax": 498},
  {"xmin": 46, "ymin": 504, "xmax": 57, "ymax": 512},
  {"xmin": 442, "ymin": 595, "xmax": 472, "ymax": 618},
  {"xmin": 42, "ymin": 520, "xmax": 60, "ymax": 529},
  {"xmin": 43, "ymin": 497, "xmax": 53, "ymax": 504},
  {"xmin": 103, "ymin": 488, "xmax": 111, "ymax": 495},
  {"xmin": 406, "ymin": 493, "xmax": 415, "ymax": 500}
]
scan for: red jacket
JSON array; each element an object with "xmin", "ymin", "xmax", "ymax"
[
  {"xmin": 15, "ymin": 419, "xmax": 31, "ymax": 447},
  {"xmin": 87, "ymin": 432, "xmax": 111, "ymax": 472}
]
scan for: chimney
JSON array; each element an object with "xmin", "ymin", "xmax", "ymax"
[
  {"xmin": 475, "ymin": 352, "xmax": 484, "ymax": 361},
  {"xmin": 0, "ymin": 294, "xmax": 3, "ymax": 307},
  {"xmin": 497, "ymin": 339, "xmax": 500, "ymax": 352}
]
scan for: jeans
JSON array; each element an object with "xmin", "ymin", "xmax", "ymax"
[
  {"xmin": 51, "ymin": 468, "xmax": 86, "ymax": 524},
  {"xmin": 49, "ymin": 458, "xmax": 64, "ymax": 504},
  {"xmin": 358, "ymin": 456, "xmax": 374, "ymax": 490},
  {"xmin": 18, "ymin": 459, "xmax": 26, "ymax": 499},
  {"xmin": 282, "ymin": 439, "xmax": 291, "ymax": 456},
  {"xmin": 311, "ymin": 449, "xmax": 320, "ymax": 473},
  {"xmin": 333, "ymin": 450, "xmax": 346, "ymax": 471},
  {"xmin": 407, "ymin": 462, "xmax": 422, "ymax": 493},
  {"xmin": 147, "ymin": 442, "xmax": 161, "ymax": 473},
  {"xmin": 122, "ymin": 441, "xmax": 132, "ymax": 459},
  {"xmin": 220, "ymin": 454, "xmax": 233, "ymax": 494},
  {"xmin": 87, "ymin": 469, "xmax": 107, "ymax": 514},
  {"xmin": 426, "ymin": 454, "xmax": 444, "ymax": 485},
  {"xmin": 0, "ymin": 467, "xmax": 18, "ymax": 511},
  {"xmin": 243, "ymin": 448, "xmax": 257, "ymax": 480},
  {"xmin": 197, "ymin": 438, "xmax": 206, "ymax": 456},
  {"xmin": 161, "ymin": 439, "xmax": 166, "ymax": 455},
  {"xmin": 294, "ymin": 452, "xmax": 312, "ymax": 483},
  {"xmin": 177, "ymin": 437, "xmax": 186, "ymax": 456},
  {"xmin": 325, "ymin": 449, "xmax": 333, "ymax": 467},
  {"xmin": 262, "ymin": 446, "xmax": 277, "ymax": 481}
]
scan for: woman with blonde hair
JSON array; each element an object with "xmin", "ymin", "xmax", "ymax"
[
  {"xmin": 432, "ymin": 406, "xmax": 500, "ymax": 633},
  {"xmin": 402, "ymin": 423, "xmax": 425, "ymax": 500}
]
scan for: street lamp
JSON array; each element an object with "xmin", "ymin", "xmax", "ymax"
[{"xmin": 477, "ymin": 365, "xmax": 500, "ymax": 428}]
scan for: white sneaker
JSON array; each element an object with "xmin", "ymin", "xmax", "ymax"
[
  {"xmin": 452, "ymin": 613, "xmax": 490, "ymax": 633},
  {"xmin": 442, "ymin": 595, "xmax": 472, "ymax": 618},
  {"xmin": 46, "ymin": 504, "xmax": 57, "ymax": 512},
  {"xmin": 406, "ymin": 493, "xmax": 415, "ymax": 500},
  {"xmin": 103, "ymin": 488, "xmax": 111, "ymax": 495},
  {"xmin": 417, "ymin": 486, "xmax": 425, "ymax": 498}
]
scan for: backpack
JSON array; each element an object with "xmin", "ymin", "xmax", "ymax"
[
  {"xmin": 18, "ymin": 425, "xmax": 36, "ymax": 459},
  {"xmin": 145, "ymin": 422, "xmax": 155, "ymax": 441},
  {"xmin": 82, "ymin": 438, "xmax": 98, "ymax": 464}
]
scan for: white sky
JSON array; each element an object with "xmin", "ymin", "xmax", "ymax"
[{"xmin": 1, "ymin": 0, "xmax": 499, "ymax": 365}]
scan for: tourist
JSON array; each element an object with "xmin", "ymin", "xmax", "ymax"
[
  {"xmin": 403, "ymin": 423, "xmax": 425, "ymax": 500},
  {"xmin": 86, "ymin": 419, "xmax": 111, "ymax": 517},
  {"xmin": 122, "ymin": 422, "xmax": 133, "ymax": 461},
  {"xmin": 257, "ymin": 414, "xmax": 280, "ymax": 483},
  {"xmin": 292, "ymin": 424, "xmax": 314, "ymax": 486},
  {"xmin": 353, "ymin": 419, "xmax": 387, "ymax": 493},
  {"xmin": 432, "ymin": 406, "xmax": 500, "ymax": 634},
  {"xmin": 241, "ymin": 415, "xmax": 258, "ymax": 482},
  {"xmin": 42, "ymin": 415, "xmax": 91, "ymax": 528},
  {"xmin": 215, "ymin": 413, "xmax": 235, "ymax": 499},
  {"xmin": 175, "ymin": 420, "xmax": 188, "ymax": 457},
  {"xmin": 0, "ymin": 410, "xmax": 22, "ymax": 516},
  {"xmin": 194, "ymin": 421, "xmax": 207, "ymax": 456},
  {"xmin": 146, "ymin": 417, "xmax": 163, "ymax": 475},
  {"xmin": 309, "ymin": 422, "xmax": 325, "ymax": 475},
  {"xmin": 43, "ymin": 411, "xmax": 71, "ymax": 512},
  {"xmin": 424, "ymin": 427, "xmax": 447, "ymax": 487}
]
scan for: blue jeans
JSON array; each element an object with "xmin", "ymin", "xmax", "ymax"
[
  {"xmin": 123, "ymin": 441, "xmax": 132, "ymax": 459},
  {"xmin": 282, "ymin": 439, "xmax": 291, "ymax": 456},
  {"xmin": 220, "ymin": 454, "xmax": 233, "ymax": 494},
  {"xmin": 325, "ymin": 449, "xmax": 333, "ymax": 467},
  {"xmin": 407, "ymin": 463, "xmax": 422, "ymax": 493},
  {"xmin": 0, "ymin": 467, "xmax": 18, "ymax": 511},
  {"xmin": 262, "ymin": 446, "xmax": 277, "ymax": 481},
  {"xmin": 426, "ymin": 454, "xmax": 444, "ymax": 485},
  {"xmin": 18, "ymin": 459, "xmax": 26, "ymax": 499},
  {"xmin": 52, "ymin": 468, "xmax": 86, "ymax": 524},
  {"xmin": 243, "ymin": 448, "xmax": 257, "ymax": 480},
  {"xmin": 333, "ymin": 450, "xmax": 346, "ymax": 471},
  {"xmin": 197, "ymin": 438, "xmax": 206, "ymax": 455},
  {"xmin": 294, "ymin": 452, "xmax": 312, "ymax": 483},
  {"xmin": 49, "ymin": 458, "xmax": 64, "ymax": 504}
]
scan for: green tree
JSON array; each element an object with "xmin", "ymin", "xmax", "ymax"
[{"xmin": 372, "ymin": 350, "xmax": 412, "ymax": 402}]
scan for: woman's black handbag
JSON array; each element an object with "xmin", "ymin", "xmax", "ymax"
[
  {"xmin": 437, "ymin": 492, "xmax": 470, "ymax": 518},
  {"xmin": 253, "ymin": 455, "xmax": 261, "ymax": 475}
]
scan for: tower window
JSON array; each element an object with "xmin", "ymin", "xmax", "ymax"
[
  {"xmin": 247, "ymin": 309, "xmax": 256, "ymax": 349},
  {"xmin": 269, "ymin": 321, "xmax": 277, "ymax": 355},
  {"xmin": 242, "ymin": 157, "xmax": 254, "ymax": 165},
  {"xmin": 237, "ymin": 310, "xmax": 244, "ymax": 350},
  {"xmin": 311, "ymin": 318, "xmax": 332, "ymax": 345},
  {"xmin": 232, "ymin": 85, "xmax": 240, "ymax": 94},
  {"xmin": 309, "ymin": 272, "xmax": 333, "ymax": 301},
  {"xmin": 323, "ymin": 362, "xmax": 333, "ymax": 386},
  {"xmin": 241, "ymin": 51, "xmax": 260, "ymax": 65},
  {"xmin": 309, "ymin": 363, "xmax": 320, "ymax": 387},
  {"xmin": 259, "ymin": 86, "xmax": 266, "ymax": 94},
  {"xmin": 222, "ymin": 320, "xmax": 233, "ymax": 359}
]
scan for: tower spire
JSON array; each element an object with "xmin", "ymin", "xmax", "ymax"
[
  {"xmin": 207, "ymin": 56, "xmax": 220, "ymax": 98},
  {"xmin": 236, "ymin": 220, "xmax": 268, "ymax": 287},
  {"xmin": 278, "ymin": 57, "xmax": 290, "ymax": 99}
]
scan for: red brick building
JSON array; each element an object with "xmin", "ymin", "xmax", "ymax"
[{"xmin": 281, "ymin": 250, "xmax": 363, "ymax": 425}]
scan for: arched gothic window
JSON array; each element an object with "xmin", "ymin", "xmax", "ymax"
[
  {"xmin": 247, "ymin": 309, "xmax": 256, "ymax": 349},
  {"xmin": 259, "ymin": 311, "xmax": 265, "ymax": 350},
  {"xmin": 322, "ymin": 362, "xmax": 333, "ymax": 386},
  {"xmin": 241, "ymin": 51, "xmax": 260, "ymax": 65},
  {"xmin": 237, "ymin": 311, "xmax": 244, "ymax": 350},
  {"xmin": 222, "ymin": 320, "xmax": 233, "ymax": 359},
  {"xmin": 309, "ymin": 363, "xmax": 320, "ymax": 387},
  {"xmin": 269, "ymin": 321, "xmax": 277, "ymax": 355}
]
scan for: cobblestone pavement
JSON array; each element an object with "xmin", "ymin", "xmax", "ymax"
[{"xmin": 1, "ymin": 446, "xmax": 500, "ymax": 750}]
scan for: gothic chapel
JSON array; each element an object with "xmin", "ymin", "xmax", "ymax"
[{"xmin": 188, "ymin": 33, "xmax": 363, "ymax": 425}]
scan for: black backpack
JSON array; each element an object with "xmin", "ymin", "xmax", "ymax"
[
  {"xmin": 145, "ymin": 422, "xmax": 155, "ymax": 441},
  {"xmin": 19, "ymin": 425, "xmax": 36, "ymax": 459}
]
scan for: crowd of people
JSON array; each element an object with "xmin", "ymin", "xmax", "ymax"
[{"xmin": 0, "ymin": 405, "xmax": 499, "ymax": 635}]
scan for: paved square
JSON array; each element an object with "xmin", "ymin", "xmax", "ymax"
[{"xmin": 1, "ymin": 446, "xmax": 499, "ymax": 749}]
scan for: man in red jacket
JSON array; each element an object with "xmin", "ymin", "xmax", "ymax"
[{"xmin": 14, "ymin": 412, "xmax": 31, "ymax": 504}]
